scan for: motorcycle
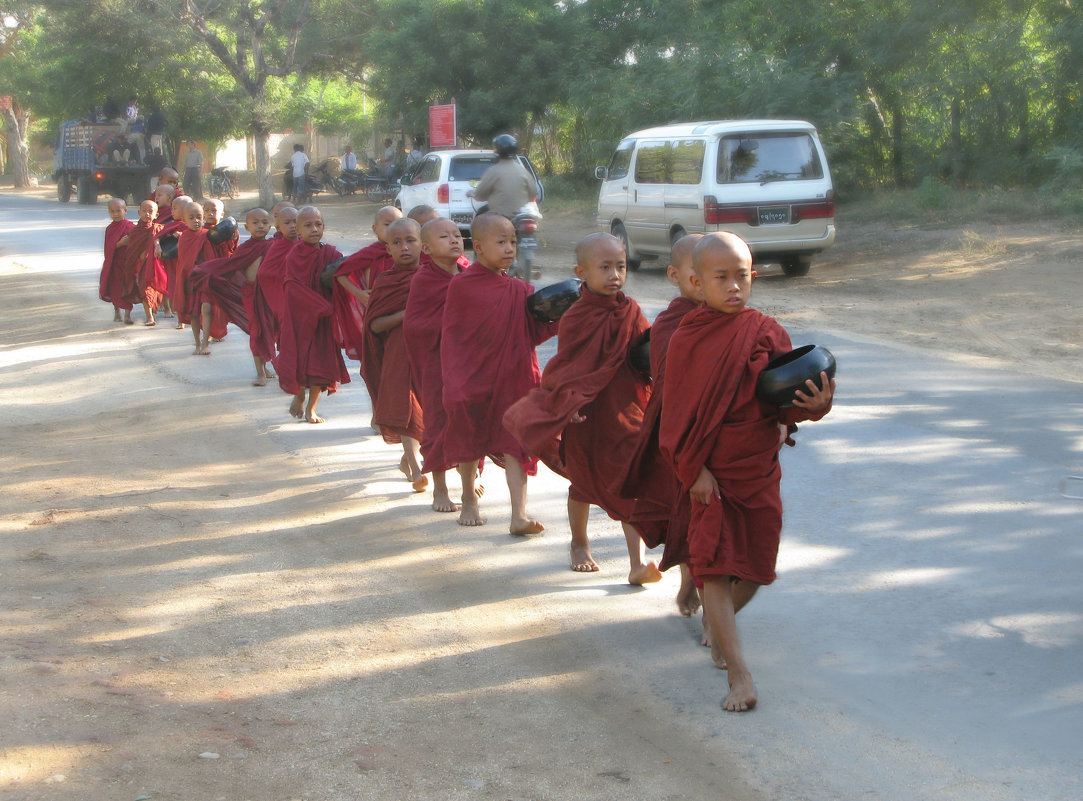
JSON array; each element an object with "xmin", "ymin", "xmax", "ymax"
[
  {"xmin": 508, "ymin": 209, "xmax": 542, "ymax": 281},
  {"xmin": 333, "ymin": 167, "xmax": 369, "ymax": 196}
]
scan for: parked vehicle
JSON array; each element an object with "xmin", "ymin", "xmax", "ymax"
[
  {"xmin": 334, "ymin": 166, "xmax": 369, "ymax": 196},
  {"xmin": 395, "ymin": 149, "xmax": 544, "ymax": 240},
  {"xmin": 595, "ymin": 120, "xmax": 835, "ymax": 276},
  {"xmin": 207, "ymin": 166, "xmax": 238, "ymax": 199},
  {"xmin": 508, "ymin": 210, "xmax": 542, "ymax": 280},
  {"xmin": 53, "ymin": 120, "xmax": 151, "ymax": 204}
]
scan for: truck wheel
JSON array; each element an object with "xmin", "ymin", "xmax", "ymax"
[
  {"xmin": 781, "ymin": 255, "xmax": 812, "ymax": 277},
  {"xmin": 76, "ymin": 177, "xmax": 95, "ymax": 205},
  {"xmin": 613, "ymin": 223, "xmax": 641, "ymax": 271},
  {"xmin": 57, "ymin": 177, "xmax": 72, "ymax": 203}
]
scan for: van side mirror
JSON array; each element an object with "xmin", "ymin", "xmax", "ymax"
[{"xmin": 594, "ymin": 166, "xmax": 608, "ymax": 180}]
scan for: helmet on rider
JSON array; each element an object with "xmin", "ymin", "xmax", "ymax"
[{"xmin": 493, "ymin": 134, "xmax": 518, "ymax": 159}]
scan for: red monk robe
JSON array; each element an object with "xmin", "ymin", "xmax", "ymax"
[
  {"xmin": 618, "ymin": 295, "xmax": 700, "ymax": 561},
  {"xmin": 503, "ymin": 288, "xmax": 655, "ymax": 524},
  {"xmin": 99, "ymin": 218, "xmax": 136, "ymax": 311},
  {"xmin": 250, "ymin": 233, "xmax": 295, "ymax": 360},
  {"xmin": 441, "ymin": 262, "xmax": 558, "ymax": 473},
  {"xmin": 156, "ymin": 218, "xmax": 186, "ymax": 300},
  {"xmin": 119, "ymin": 219, "xmax": 168, "ymax": 312},
  {"xmin": 332, "ymin": 240, "xmax": 394, "ymax": 361},
  {"xmin": 173, "ymin": 228, "xmax": 217, "ymax": 326},
  {"xmin": 189, "ymin": 236, "xmax": 273, "ymax": 337},
  {"xmin": 360, "ymin": 264, "xmax": 424, "ymax": 444},
  {"xmin": 402, "ymin": 258, "xmax": 463, "ymax": 473},
  {"xmin": 274, "ymin": 241, "xmax": 351, "ymax": 397},
  {"xmin": 659, "ymin": 307, "xmax": 829, "ymax": 585}
]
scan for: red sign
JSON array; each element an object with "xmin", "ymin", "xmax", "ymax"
[
  {"xmin": 0, "ymin": 96, "xmax": 11, "ymax": 112},
  {"xmin": 429, "ymin": 104, "xmax": 456, "ymax": 149}
]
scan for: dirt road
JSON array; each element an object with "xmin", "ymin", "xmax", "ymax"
[{"xmin": 2, "ymin": 188, "xmax": 1080, "ymax": 801}]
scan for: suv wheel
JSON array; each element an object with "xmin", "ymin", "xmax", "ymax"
[
  {"xmin": 780, "ymin": 254, "xmax": 812, "ymax": 277},
  {"xmin": 613, "ymin": 223, "xmax": 641, "ymax": 271}
]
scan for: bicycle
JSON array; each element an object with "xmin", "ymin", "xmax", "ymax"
[{"xmin": 208, "ymin": 167, "xmax": 238, "ymax": 199}]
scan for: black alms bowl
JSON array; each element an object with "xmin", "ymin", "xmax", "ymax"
[
  {"xmin": 159, "ymin": 233, "xmax": 179, "ymax": 260},
  {"xmin": 628, "ymin": 329, "xmax": 651, "ymax": 377},
  {"xmin": 320, "ymin": 256, "xmax": 347, "ymax": 291},
  {"xmin": 757, "ymin": 344, "xmax": 836, "ymax": 407},
  {"xmin": 207, "ymin": 216, "xmax": 238, "ymax": 244},
  {"xmin": 527, "ymin": 279, "xmax": 582, "ymax": 323}
]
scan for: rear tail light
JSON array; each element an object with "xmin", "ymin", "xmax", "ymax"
[
  {"xmin": 94, "ymin": 171, "xmax": 105, "ymax": 181},
  {"xmin": 791, "ymin": 198, "xmax": 834, "ymax": 222},
  {"xmin": 520, "ymin": 219, "xmax": 538, "ymax": 233},
  {"xmin": 437, "ymin": 183, "xmax": 449, "ymax": 204},
  {"xmin": 704, "ymin": 196, "xmax": 755, "ymax": 225}
]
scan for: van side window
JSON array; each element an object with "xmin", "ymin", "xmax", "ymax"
[
  {"xmin": 417, "ymin": 156, "xmax": 441, "ymax": 183},
  {"xmin": 634, "ymin": 140, "xmax": 669, "ymax": 184},
  {"xmin": 670, "ymin": 139, "xmax": 705, "ymax": 184},
  {"xmin": 606, "ymin": 140, "xmax": 634, "ymax": 181},
  {"xmin": 716, "ymin": 133, "xmax": 824, "ymax": 184}
]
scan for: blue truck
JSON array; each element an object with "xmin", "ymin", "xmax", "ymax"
[{"xmin": 53, "ymin": 121, "xmax": 151, "ymax": 204}]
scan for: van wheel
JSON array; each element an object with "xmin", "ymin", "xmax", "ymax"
[
  {"xmin": 57, "ymin": 177, "xmax": 72, "ymax": 203},
  {"xmin": 781, "ymin": 255, "xmax": 812, "ymax": 277},
  {"xmin": 613, "ymin": 223, "xmax": 641, "ymax": 271}
]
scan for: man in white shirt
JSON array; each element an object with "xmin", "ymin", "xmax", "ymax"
[
  {"xmin": 342, "ymin": 146, "xmax": 357, "ymax": 172},
  {"xmin": 289, "ymin": 143, "xmax": 310, "ymax": 200}
]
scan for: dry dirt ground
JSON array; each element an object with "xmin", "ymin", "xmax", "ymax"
[{"xmin": 1, "ymin": 185, "xmax": 1080, "ymax": 801}]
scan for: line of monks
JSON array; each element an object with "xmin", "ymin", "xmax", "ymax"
[{"xmin": 98, "ymin": 176, "xmax": 834, "ymax": 713}]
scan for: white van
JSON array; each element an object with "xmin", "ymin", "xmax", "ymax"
[{"xmin": 595, "ymin": 120, "xmax": 835, "ymax": 275}]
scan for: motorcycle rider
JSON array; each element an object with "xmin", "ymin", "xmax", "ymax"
[{"xmin": 471, "ymin": 134, "xmax": 538, "ymax": 219}]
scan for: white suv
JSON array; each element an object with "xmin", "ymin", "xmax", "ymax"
[{"xmin": 395, "ymin": 149, "xmax": 544, "ymax": 236}]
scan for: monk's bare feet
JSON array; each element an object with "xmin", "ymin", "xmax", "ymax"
[
  {"xmin": 253, "ymin": 376, "xmax": 268, "ymax": 387},
  {"xmin": 722, "ymin": 672, "xmax": 757, "ymax": 712},
  {"xmin": 289, "ymin": 397, "xmax": 304, "ymax": 418},
  {"xmin": 124, "ymin": 315, "xmax": 134, "ymax": 325},
  {"xmin": 677, "ymin": 570, "xmax": 701, "ymax": 617},
  {"xmin": 710, "ymin": 639, "xmax": 727, "ymax": 670},
  {"xmin": 411, "ymin": 474, "xmax": 429, "ymax": 493},
  {"xmin": 265, "ymin": 369, "xmax": 277, "ymax": 379},
  {"xmin": 306, "ymin": 412, "xmax": 325, "ymax": 424},
  {"xmin": 432, "ymin": 489, "xmax": 458, "ymax": 513},
  {"xmin": 570, "ymin": 544, "xmax": 599, "ymax": 572},
  {"xmin": 144, "ymin": 319, "xmax": 156, "ymax": 327},
  {"xmin": 398, "ymin": 455, "xmax": 409, "ymax": 476},
  {"xmin": 458, "ymin": 500, "xmax": 485, "ymax": 527},
  {"xmin": 175, "ymin": 323, "xmax": 185, "ymax": 329},
  {"xmin": 701, "ymin": 613, "xmax": 712, "ymax": 649},
  {"xmin": 628, "ymin": 560, "xmax": 663, "ymax": 586},
  {"xmin": 196, "ymin": 345, "xmax": 211, "ymax": 355},
  {"xmin": 113, "ymin": 309, "xmax": 122, "ymax": 322},
  {"xmin": 510, "ymin": 517, "xmax": 544, "ymax": 536}
]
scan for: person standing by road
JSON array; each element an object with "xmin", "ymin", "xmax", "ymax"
[
  {"xmin": 342, "ymin": 145, "xmax": 358, "ymax": 172},
  {"xmin": 471, "ymin": 134, "xmax": 538, "ymax": 219},
  {"xmin": 183, "ymin": 141, "xmax": 204, "ymax": 200}
]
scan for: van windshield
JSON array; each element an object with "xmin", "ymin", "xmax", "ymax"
[{"xmin": 716, "ymin": 133, "xmax": 823, "ymax": 184}]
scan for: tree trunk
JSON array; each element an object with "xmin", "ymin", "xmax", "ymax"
[
  {"xmin": 890, "ymin": 105, "xmax": 905, "ymax": 187},
  {"xmin": 252, "ymin": 122, "xmax": 275, "ymax": 208},
  {"xmin": 950, "ymin": 96, "xmax": 963, "ymax": 183},
  {"xmin": 2, "ymin": 103, "xmax": 31, "ymax": 188}
]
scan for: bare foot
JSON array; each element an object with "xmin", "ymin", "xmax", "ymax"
[
  {"xmin": 710, "ymin": 639, "xmax": 728, "ymax": 670},
  {"xmin": 265, "ymin": 369, "xmax": 277, "ymax": 379},
  {"xmin": 676, "ymin": 574, "xmax": 701, "ymax": 617},
  {"xmin": 628, "ymin": 561, "xmax": 663, "ymax": 586},
  {"xmin": 175, "ymin": 323, "xmax": 185, "ymax": 329},
  {"xmin": 253, "ymin": 376, "xmax": 268, "ymax": 387},
  {"xmin": 289, "ymin": 397, "xmax": 304, "ymax": 418},
  {"xmin": 196, "ymin": 346, "xmax": 211, "ymax": 355},
  {"xmin": 411, "ymin": 474, "xmax": 429, "ymax": 493},
  {"xmin": 306, "ymin": 412, "xmax": 325, "ymax": 424},
  {"xmin": 510, "ymin": 518, "xmax": 544, "ymax": 536},
  {"xmin": 144, "ymin": 319, "xmax": 156, "ymax": 327},
  {"xmin": 722, "ymin": 673, "xmax": 757, "ymax": 712},
  {"xmin": 570, "ymin": 544, "xmax": 599, "ymax": 572},
  {"xmin": 124, "ymin": 316, "xmax": 134, "ymax": 325},
  {"xmin": 113, "ymin": 310, "xmax": 122, "ymax": 322},
  {"xmin": 701, "ymin": 613, "xmax": 712, "ymax": 649},
  {"xmin": 458, "ymin": 500, "xmax": 485, "ymax": 527},
  {"xmin": 432, "ymin": 489, "xmax": 458, "ymax": 513},
  {"xmin": 398, "ymin": 455, "xmax": 409, "ymax": 476}
]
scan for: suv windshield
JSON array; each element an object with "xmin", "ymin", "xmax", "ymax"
[
  {"xmin": 448, "ymin": 155, "xmax": 499, "ymax": 182},
  {"xmin": 716, "ymin": 132, "xmax": 823, "ymax": 184}
]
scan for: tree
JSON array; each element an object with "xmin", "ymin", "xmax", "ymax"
[{"xmin": 0, "ymin": 4, "xmax": 43, "ymax": 186}]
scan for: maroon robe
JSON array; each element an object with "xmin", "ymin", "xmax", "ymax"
[
  {"xmin": 251, "ymin": 233, "xmax": 296, "ymax": 361},
  {"xmin": 403, "ymin": 259, "xmax": 461, "ymax": 473},
  {"xmin": 360, "ymin": 264, "xmax": 424, "ymax": 444},
  {"xmin": 119, "ymin": 219, "xmax": 168, "ymax": 311},
  {"xmin": 174, "ymin": 228, "xmax": 216, "ymax": 326},
  {"xmin": 274, "ymin": 241, "xmax": 351, "ymax": 396},
  {"xmin": 332, "ymin": 241, "xmax": 394, "ymax": 361},
  {"xmin": 441, "ymin": 262, "xmax": 557, "ymax": 472},
  {"xmin": 99, "ymin": 219, "xmax": 135, "ymax": 310},
  {"xmin": 189, "ymin": 236, "xmax": 274, "ymax": 336},
  {"xmin": 659, "ymin": 307, "xmax": 829, "ymax": 585},
  {"xmin": 503, "ymin": 288, "xmax": 651, "ymax": 522},
  {"xmin": 157, "ymin": 218, "xmax": 186, "ymax": 299}
]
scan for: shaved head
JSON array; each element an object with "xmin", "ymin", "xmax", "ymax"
[
  {"xmin": 670, "ymin": 233, "xmax": 704, "ymax": 269},
  {"xmin": 575, "ymin": 231, "xmax": 623, "ymax": 265},
  {"xmin": 692, "ymin": 231, "xmax": 752, "ymax": 276},
  {"xmin": 470, "ymin": 211, "xmax": 512, "ymax": 241},
  {"xmin": 387, "ymin": 217, "xmax": 421, "ymax": 238}
]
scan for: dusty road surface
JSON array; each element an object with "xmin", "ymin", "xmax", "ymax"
[{"xmin": 1, "ymin": 188, "xmax": 1081, "ymax": 801}]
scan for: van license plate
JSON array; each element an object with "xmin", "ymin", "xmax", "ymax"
[{"xmin": 758, "ymin": 206, "xmax": 791, "ymax": 225}]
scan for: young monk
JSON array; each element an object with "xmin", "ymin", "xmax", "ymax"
[
  {"xmin": 403, "ymin": 218, "xmax": 469, "ymax": 512},
  {"xmin": 99, "ymin": 198, "xmax": 136, "ymax": 324},
  {"xmin": 620, "ymin": 234, "xmax": 704, "ymax": 615},
  {"xmin": 503, "ymin": 233, "xmax": 663, "ymax": 585},
  {"xmin": 174, "ymin": 201, "xmax": 218, "ymax": 352},
  {"xmin": 440, "ymin": 212, "xmax": 558, "ymax": 532},
  {"xmin": 188, "ymin": 208, "xmax": 275, "ymax": 368},
  {"xmin": 331, "ymin": 205, "xmax": 403, "ymax": 363},
  {"xmin": 202, "ymin": 198, "xmax": 238, "ymax": 259},
  {"xmin": 273, "ymin": 206, "xmax": 351, "ymax": 423},
  {"xmin": 118, "ymin": 199, "xmax": 168, "ymax": 326},
  {"xmin": 157, "ymin": 193, "xmax": 192, "ymax": 319},
  {"xmin": 250, "ymin": 203, "xmax": 298, "ymax": 369},
  {"xmin": 360, "ymin": 218, "xmax": 427, "ymax": 491},
  {"xmin": 152, "ymin": 184, "xmax": 176, "ymax": 224},
  {"xmin": 659, "ymin": 232, "xmax": 834, "ymax": 712}
]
